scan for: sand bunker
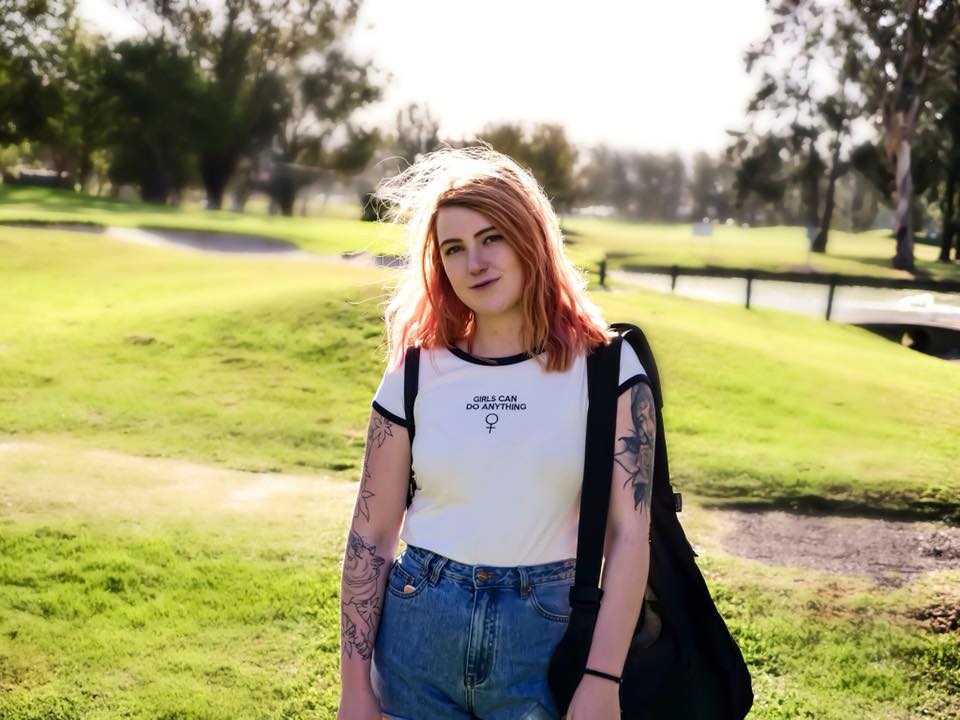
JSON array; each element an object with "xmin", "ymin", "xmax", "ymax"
[{"xmin": 719, "ymin": 509, "xmax": 960, "ymax": 585}]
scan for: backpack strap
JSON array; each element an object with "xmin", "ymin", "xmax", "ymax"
[
  {"xmin": 569, "ymin": 323, "xmax": 681, "ymax": 613},
  {"xmin": 403, "ymin": 346, "xmax": 421, "ymax": 508},
  {"xmin": 569, "ymin": 334, "xmax": 622, "ymax": 610}
]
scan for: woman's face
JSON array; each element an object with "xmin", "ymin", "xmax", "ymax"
[{"xmin": 435, "ymin": 205, "xmax": 524, "ymax": 323}]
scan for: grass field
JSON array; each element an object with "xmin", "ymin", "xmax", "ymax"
[
  {"xmin": 1, "ymin": 220, "xmax": 959, "ymax": 717},
  {"xmin": 561, "ymin": 216, "xmax": 960, "ymax": 283},
  {"xmin": 0, "ymin": 186, "xmax": 403, "ymax": 257},
  {"xmin": 2, "ymin": 441, "xmax": 958, "ymax": 719},
  {"xmin": 3, "ymin": 185, "xmax": 959, "ymax": 283}
]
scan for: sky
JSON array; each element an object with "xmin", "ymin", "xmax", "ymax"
[{"xmin": 79, "ymin": 0, "xmax": 772, "ymax": 158}]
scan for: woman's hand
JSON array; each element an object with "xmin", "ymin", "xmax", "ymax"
[
  {"xmin": 564, "ymin": 674, "xmax": 621, "ymax": 719},
  {"xmin": 336, "ymin": 688, "xmax": 383, "ymax": 720}
]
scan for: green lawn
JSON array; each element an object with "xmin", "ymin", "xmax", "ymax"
[
  {"xmin": 1, "ymin": 221, "xmax": 959, "ymax": 717},
  {"xmin": 2, "ymin": 225, "xmax": 956, "ymax": 518},
  {"xmin": 562, "ymin": 216, "xmax": 960, "ymax": 284},
  {"xmin": 0, "ymin": 185, "xmax": 402, "ymax": 257},
  {"xmin": 4, "ymin": 185, "xmax": 959, "ymax": 283},
  {"xmin": 2, "ymin": 442, "xmax": 957, "ymax": 719}
]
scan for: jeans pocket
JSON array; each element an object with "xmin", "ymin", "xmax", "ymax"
[
  {"xmin": 528, "ymin": 580, "xmax": 573, "ymax": 622},
  {"xmin": 386, "ymin": 557, "xmax": 429, "ymax": 599}
]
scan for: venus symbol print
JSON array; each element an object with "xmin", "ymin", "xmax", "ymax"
[{"xmin": 464, "ymin": 393, "xmax": 528, "ymax": 433}]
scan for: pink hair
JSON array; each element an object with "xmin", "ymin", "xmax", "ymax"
[{"xmin": 377, "ymin": 145, "xmax": 610, "ymax": 373}]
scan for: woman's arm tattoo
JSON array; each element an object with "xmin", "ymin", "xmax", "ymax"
[
  {"xmin": 342, "ymin": 414, "xmax": 394, "ymax": 659},
  {"xmin": 353, "ymin": 414, "xmax": 394, "ymax": 523},
  {"xmin": 341, "ymin": 530, "xmax": 386, "ymax": 660},
  {"xmin": 613, "ymin": 382, "xmax": 656, "ymax": 512}
]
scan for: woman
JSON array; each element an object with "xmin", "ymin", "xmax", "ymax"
[{"xmin": 338, "ymin": 146, "xmax": 656, "ymax": 720}]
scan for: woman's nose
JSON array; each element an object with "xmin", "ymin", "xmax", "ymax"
[{"xmin": 467, "ymin": 246, "xmax": 488, "ymax": 273}]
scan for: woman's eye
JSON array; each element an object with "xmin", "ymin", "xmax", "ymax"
[
  {"xmin": 444, "ymin": 245, "xmax": 462, "ymax": 256},
  {"xmin": 484, "ymin": 235, "xmax": 502, "ymax": 244}
]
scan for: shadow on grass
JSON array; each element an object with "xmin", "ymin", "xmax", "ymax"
[
  {"xmin": 0, "ymin": 219, "xmax": 106, "ymax": 232},
  {"xmin": 0, "ymin": 185, "xmax": 179, "ymax": 215},
  {"xmin": 827, "ymin": 253, "xmax": 936, "ymax": 280},
  {"xmin": 700, "ymin": 493, "xmax": 960, "ymax": 524}
]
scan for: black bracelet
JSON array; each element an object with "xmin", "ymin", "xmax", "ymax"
[{"xmin": 583, "ymin": 667, "xmax": 622, "ymax": 685}]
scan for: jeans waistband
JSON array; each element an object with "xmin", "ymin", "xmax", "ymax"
[{"xmin": 401, "ymin": 544, "xmax": 577, "ymax": 590}]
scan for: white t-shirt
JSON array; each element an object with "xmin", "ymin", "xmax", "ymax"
[{"xmin": 372, "ymin": 342, "xmax": 647, "ymax": 566}]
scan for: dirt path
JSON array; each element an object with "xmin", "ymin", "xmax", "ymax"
[
  {"xmin": 4, "ymin": 439, "xmax": 959, "ymax": 588},
  {"xmin": 0, "ymin": 439, "xmax": 355, "ymax": 524},
  {"xmin": 716, "ymin": 508, "xmax": 960, "ymax": 586}
]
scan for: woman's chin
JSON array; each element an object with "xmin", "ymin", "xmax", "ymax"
[{"xmin": 469, "ymin": 301, "xmax": 522, "ymax": 319}]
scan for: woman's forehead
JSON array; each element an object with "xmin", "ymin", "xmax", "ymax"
[{"xmin": 436, "ymin": 205, "xmax": 496, "ymax": 238}]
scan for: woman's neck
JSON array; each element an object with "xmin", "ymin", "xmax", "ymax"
[{"xmin": 464, "ymin": 314, "xmax": 525, "ymax": 358}]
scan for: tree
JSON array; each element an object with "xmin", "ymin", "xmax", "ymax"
[
  {"xmin": 629, "ymin": 153, "xmax": 687, "ymax": 221},
  {"xmin": 926, "ymin": 23, "xmax": 960, "ymax": 261},
  {"xmin": 391, "ymin": 103, "xmax": 441, "ymax": 167},
  {"xmin": 269, "ymin": 45, "xmax": 382, "ymax": 214},
  {"xmin": 0, "ymin": 0, "xmax": 66, "ymax": 142},
  {"xmin": 0, "ymin": 0, "xmax": 113, "ymax": 187},
  {"xmin": 851, "ymin": 0, "xmax": 958, "ymax": 272},
  {"xmin": 478, "ymin": 122, "xmax": 579, "ymax": 212},
  {"xmin": 48, "ymin": 26, "xmax": 113, "ymax": 188},
  {"xmin": 740, "ymin": 0, "xmax": 864, "ymax": 250},
  {"xmin": 690, "ymin": 152, "xmax": 735, "ymax": 222},
  {"xmin": 727, "ymin": 132, "xmax": 789, "ymax": 225},
  {"xmin": 577, "ymin": 145, "xmax": 628, "ymax": 214},
  {"xmin": 101, "ymin": 39, "xmax": 201, "ymax": 203},
  {"xmin": 122, "ymin": 0, "xmax": 380, "ymax": 210}
]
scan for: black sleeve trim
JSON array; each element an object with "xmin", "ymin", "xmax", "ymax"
[
  {"xmin": 372, "ymin": 401, "xmax": 407, "ymax": 427},
  {"xmin": 618, "ymin": 374, "xmax": 651, "ymax": 396}
]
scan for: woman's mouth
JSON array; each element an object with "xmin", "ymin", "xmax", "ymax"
[{"xmin": 471, "ymin": 278, "xmax": 499, "ymax": 290}]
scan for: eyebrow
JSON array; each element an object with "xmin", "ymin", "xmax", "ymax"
[{"xmin": 438, "ymin": 226, "xmax": 497, "ymax": 249}]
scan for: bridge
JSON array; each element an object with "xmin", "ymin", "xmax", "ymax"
[{"xmin": 610, "ymin": 267, "xmax": 960, "ymax": 361}]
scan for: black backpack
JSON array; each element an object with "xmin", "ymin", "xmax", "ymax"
[{"xmin": 401, "ymin": 324, "xmax": 753, "ymax": 718}]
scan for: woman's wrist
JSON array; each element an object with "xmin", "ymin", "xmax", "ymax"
[{"xmin": 583, "ymin": 667, "xmax": 622, "ymax": 685}]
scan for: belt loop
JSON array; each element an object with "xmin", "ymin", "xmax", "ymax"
[
  {"xmin": 518, "ymin": 566, "xmax": 531, "ymax": 597},
  {"xmin": 418, "ymin": 550, "xmax": 435, "ymax": 582},
  {"xmin": 428, "ymin": 554, "xmax": 447, "ymax": 586}
]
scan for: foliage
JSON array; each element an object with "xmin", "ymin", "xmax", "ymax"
[
  {"xmin": 100, "ymin": 40, "xmax": 201, "ymax": 203},
  {"xmin": 689, "ymin": 152, "xmax": 736, "ymax": 222},
  {"xmin": 0, "ymin": 0, "xmax": 383, "ymax": 210},
  {"xmin": 735, "ymin": 0, "xmax": 867, "ymax": 250},
  {"xmin": 849, "ymin": 0, "xmax": 959, "ymax": 271},
  {"xmin": 477, "ymin": 122, "xmax": 579, "ymax": 212},
  {"xmin": 119, "ymin": 0, "xmax": 381, "ymax": 211},
  {"xmin": 0, "ymin": 0, "xmax": 112, "ymax": 185},
  {"xmin": 389, "ymin": 102, "xmax": 442, "ymax": 168}
]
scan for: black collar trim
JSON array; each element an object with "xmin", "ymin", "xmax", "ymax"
[{"xmin": 446, "ymin": 345, "xmax": 535, "ymax": 366}]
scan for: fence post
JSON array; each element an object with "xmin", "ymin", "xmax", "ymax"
[
  {"xmin": 598, "ymin": 258, "xmax": 607, "ymax": 288},
  {"xmin": 670, "ymin": 265, "xmax": 679, "ymax": 293},
  {"xmin": 745, "ymin": 270, "xmax": 753, "ymax": 309},
  {"xmin": 825, "ymin": 274, "xmax": 837, "ymax": 320}
]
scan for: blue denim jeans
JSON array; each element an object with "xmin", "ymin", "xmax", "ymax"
[{"xmin": 371, "ymin": 544, "xmax": 577, "ymax": 720}]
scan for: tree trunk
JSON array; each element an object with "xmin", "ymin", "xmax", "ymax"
[
  {"xmin": 201, "ymin": 157, "xmax": 235, "ymax": 211},
  {"xmin": 279, "ymin": 189, "xmax": 296, "ymax": 216},
  {"xmin": 939, "ymin": 159, "xmax": 957, "ymax": 262},
  {"xmin": 891, "ymin": 136, "xmax": 915, "ymax": 272},
  {"xmin": 803, "ymin": 142, "xmax": 821, "ymax": 231},
  {"xmin": 812, "ymin": 136, "xmax": 842, "ymax": 253},
  {"xmin": 139, "ymin": 172, "xmax": 170, "ymax": 204},
  {"xmin": 204, "ymin": 183, "xmax": 225, "ymax": 210},
  {"xmin": 78, "ymin": 153, "xmax": 93, "ymax": 194}
]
